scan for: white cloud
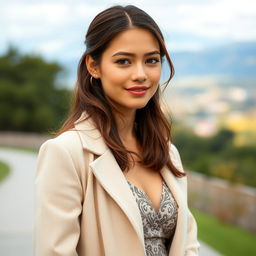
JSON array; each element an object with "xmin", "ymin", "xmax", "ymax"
[
  {"xmin": 0, "ymin": 0, "xmax": 255, "ymax": 58},
  {"xmin": 148, "ymin": 0, "xmax": 256, "ymax": 41},
  {"xmin": 38, "ymin": 39, "xmax": 66, "ymax": 54}
]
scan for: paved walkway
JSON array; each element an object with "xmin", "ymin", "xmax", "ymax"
[
  {"xmin": 0, "ymin": 148, "xmax": 222, "ymax": 256},
  {"xmin": 0, "ymin": 148, "xmax": 36, "ymax": 256}
]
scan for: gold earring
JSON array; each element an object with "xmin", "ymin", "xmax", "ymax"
[{"xmin": 90, "ymin": 76, "xmax": 94, "ymax": 86}]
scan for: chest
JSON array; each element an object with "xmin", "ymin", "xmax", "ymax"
[{"xmin": 123, "ymin": 163, "xmax": 164, "ymax": 212}]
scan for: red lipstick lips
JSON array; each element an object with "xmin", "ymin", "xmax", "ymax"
[{"xmin": 126, "ymin": 86, "xmax": 149, "ymax": 96}]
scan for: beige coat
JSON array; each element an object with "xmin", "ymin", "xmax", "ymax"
[{"xmin": 34, "ymin": 114, "xmax": 200, "ymax": 256}]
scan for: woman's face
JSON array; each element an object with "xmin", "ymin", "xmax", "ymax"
[{"xmin": 90, "ymin": 28, "xmax": 162, "ymax": 114}]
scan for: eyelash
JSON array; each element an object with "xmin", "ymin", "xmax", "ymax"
[
  {"xmin": 115, "ymin": 58, "xmax": 160, "ymax": 65},
  {"xmin": 147, "ymin": 58, "xmax": 160, "ymax": 64},
  {"xmin": 116, "ymin": 59, "xmax": 130, "ymax": 65}
]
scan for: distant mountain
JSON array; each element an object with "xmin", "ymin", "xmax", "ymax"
[{"xmin": 168, "ymin": 41, "xmax": 256, "ymax": 78}]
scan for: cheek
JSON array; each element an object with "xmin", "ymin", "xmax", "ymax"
[
  {"xmin": 150, "ymin": 68, "xmax": 161, "ymax": 84},
  {"xmin": 101, "ymin": 65, "xmax": 128, "ymax": 85}
]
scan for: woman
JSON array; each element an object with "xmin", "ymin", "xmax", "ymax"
[{"xmin": 35, "ymin": 5, "xmax": 200, "ymax": 256}]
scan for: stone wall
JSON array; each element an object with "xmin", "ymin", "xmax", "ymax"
[
  {"xmin": 0, "ymin": 132, "xmax": 51, "ymax": 151},
  {"xmin": 187, "ymin": 171, "xmax": 256, "ymax": 233}
]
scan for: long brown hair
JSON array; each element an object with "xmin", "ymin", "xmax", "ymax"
[{"xmin": 58, "ymin": 5, "xmax": 185, "ymax": 177}]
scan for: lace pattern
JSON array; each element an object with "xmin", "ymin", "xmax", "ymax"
[{"xmin": 127, "ymin": 180, "xmax": 178, "ymax": 256}]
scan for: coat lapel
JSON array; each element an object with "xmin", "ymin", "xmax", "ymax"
[
  {"xmin": 161, "ymin": 167, "xmax": 187, "ymax": 256},
  {"xmin": 90, "ymin": 150, "xmax": 145, "ymax": 249},
  {"xmin": 74, "ymin": 114, "xmax": 145, "ymax": 252}
]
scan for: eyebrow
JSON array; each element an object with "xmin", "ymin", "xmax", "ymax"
[{"xmin": 112, "ymin": 50, "xmax": 160, "ymax": 57}]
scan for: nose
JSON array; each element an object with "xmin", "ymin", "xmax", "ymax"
[{"xmin": 132, "ymin": 63, "xmax": 147, "ymax": 82}]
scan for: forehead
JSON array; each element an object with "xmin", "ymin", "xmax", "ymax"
[{"xmin": 104, "ymin": 28, "xmax": 160, "ymax": 55}]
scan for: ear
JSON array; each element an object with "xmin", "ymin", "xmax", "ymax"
[{"xmin": 85, "ymin": 55, "xmax": 101, "ymax": 79}]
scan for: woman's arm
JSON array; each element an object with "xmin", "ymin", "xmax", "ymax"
[{"xmin": 34, "ymin": 138, "xmax": 83, "ymax": 256}]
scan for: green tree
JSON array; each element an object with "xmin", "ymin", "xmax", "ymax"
[
  {"xmin": 173, "ymin": 125, "xmax": 256, "ymax": 187},
  {"xmin": 0, "ymin": 46, "xmax": 71, "ymax": 133}
]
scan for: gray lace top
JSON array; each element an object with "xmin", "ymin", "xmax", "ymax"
[{"xmin": 127, "ymin": 180, "xmax": 178, "ymax": 256}]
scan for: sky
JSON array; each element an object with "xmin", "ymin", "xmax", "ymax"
[{"xmin": 1, "ymin": 0, "xmax": 256, "ymax": 67}]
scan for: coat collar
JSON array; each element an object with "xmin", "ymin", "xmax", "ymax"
[
  {"xmin": 74, "ymin": 112, "xmax": 108, "ymax": 155},
  {"xmin": 74, "ymin": 113, "xmax": 186, "ymax": 255}
]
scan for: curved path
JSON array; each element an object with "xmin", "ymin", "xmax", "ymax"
[
  {"xmin": 0, "ymin": 148, "xmax": 37, "ymax": 256},
  {"xmin": 0, "ymin": 148, "xmax": 221, "ymax": 256}
]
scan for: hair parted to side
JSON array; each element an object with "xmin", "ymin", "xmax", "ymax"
[{"xmin": 58, "ymin": 5, "xmax": 186, "ymax": 177}]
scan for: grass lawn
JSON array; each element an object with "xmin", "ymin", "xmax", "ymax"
[
  {"xmin": 0, "ymin": 160, "xmax": 11, "ymax": 182},
  {"xmin": 191, "ymin": 208, "xmax": 256, "ymax": 256}
]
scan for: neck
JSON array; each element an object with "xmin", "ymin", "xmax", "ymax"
[
  {"xmin": 114, "ymin": 109, "xmax": 136, "ymax": 143},
  {"xmin": 114, "ymin": 109, "xmax": 142, "ymax": 162}
]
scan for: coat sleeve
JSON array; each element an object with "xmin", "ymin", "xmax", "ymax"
[
  {"xmin": 185, "ymin": 208, "xmax": 201, "ymax": 256},
  {"xmin": 34, "ymin": 139, "xmax": 83, "ymax": 256},
  {"xmin": 170, "ymin": 144, "xmax": 200, "ymax": 256}
]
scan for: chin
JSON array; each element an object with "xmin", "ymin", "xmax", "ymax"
[{"xmin": 130, "ymin": 102, "xmax": 149, "ymax": 110}]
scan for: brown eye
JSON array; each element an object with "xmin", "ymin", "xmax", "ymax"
[
  {"xmin": 116, "ymin": 59, "xmax": 130, "ymax": 65},
  {"xmin": 146, "ymin": 58, "xmax": 160, "ymax": 64}
]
